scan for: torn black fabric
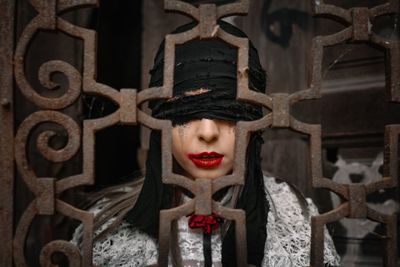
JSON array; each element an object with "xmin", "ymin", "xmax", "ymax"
[
  {"xmin": 149, "ymin": 21, "xmax": 266, "ymax": 124},
  {"xmin": 152, "ymin": 89, "xmax": 263, "ymax": 125}
]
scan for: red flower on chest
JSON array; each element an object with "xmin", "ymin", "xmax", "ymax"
[{"xmin": 188, "ymin": 213, "xmax": 222, "ymax": 234}]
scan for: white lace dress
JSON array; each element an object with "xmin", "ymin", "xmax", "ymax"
[{"xmin": 71, "ymin": 176, "xmax": 341, "ymax": 266}]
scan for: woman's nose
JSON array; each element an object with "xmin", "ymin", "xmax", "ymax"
[{"xmin": 197, "ymin": 119, "xmax": 219, "ymax": 143}]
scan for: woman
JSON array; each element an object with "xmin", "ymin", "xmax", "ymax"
[{"xmin": 72, "ymin": 21, "xmax": 340, "ymax": 266}]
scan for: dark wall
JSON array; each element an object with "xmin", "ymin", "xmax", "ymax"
[{"xmin": 91, "ymin": 0, "xmax": 142, "ymax": 188}]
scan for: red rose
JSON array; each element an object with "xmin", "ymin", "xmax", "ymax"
[{"xmin": 188, "ymin": 213, "xmax": 222, "ymax": 234}]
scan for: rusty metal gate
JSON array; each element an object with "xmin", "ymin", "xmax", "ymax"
[{"xmin": 0, "ymin": 0, "xmax": 399, "ymax": 266}]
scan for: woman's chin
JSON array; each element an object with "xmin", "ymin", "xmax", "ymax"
[{"xmin": 189, "ymin": 169, "xmax": 231, "ymax": 180}]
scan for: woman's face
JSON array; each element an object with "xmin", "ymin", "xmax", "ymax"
[{"xmin": 172, "ymin": 118, "xmax": 236, "ymax": 180}]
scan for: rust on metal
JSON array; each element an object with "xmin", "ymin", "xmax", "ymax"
[
  {"xmin": 36, "ymin": 178, "xmax": 56, "ymax": 215},
  {"xmin": 383, "ymin": 125, "xmax": 400, "ymax": 183},
  {"xmin": 14, "ymin": 111, "xmax": 81, "ymax": 193},
  {"xmin": 271, "ymin": 93, "xmax": 290, "ymax": 128},
  {"xmin": 57, "ymin": 200, "xmax": 95, "ymax": 267},
  {"xmin": 347, "ymin": 184, "xmax": 367, "ymax": 218},
  {"xmin": 120, "ymin": 89, "xmax": 137, "ymax": 124},
  {"xmin": 199, "ymin": 4, "xmax": 218, "ymax": 38},
  {"xmin": 194, "ymin": 179, "xmax": 213, "ymax": 215},
  {"xmin": 351, "ymin": 8, "xmax": 370, "ymax": 41},
  {"xmin": 310, "ymin": 1, "xmax": 399, "ymax": 266},
  {"xmin": 0, "ymin": 0, "xmax": 15, "ymax": 266},
  {"xmin": 217, "ymin": 0, "xmax": 249, "ymax": 18},
  {"xmin": 312, "ymin": 1, "xmax": 400, "ymax": 101},
  {"xmin": 40, "ymin": 240, "xmax": 82, "ymax": 267},
  {"xmin": 15, "ymin": 30, "xmax": 82, "ymax": 109},
  {"xmin": 12, "ymin": 0, "xmax": 112, "ymax": 266},
  {"xmin": 164, "ymin": 0, "xmax": 200, "ymax": 20}
]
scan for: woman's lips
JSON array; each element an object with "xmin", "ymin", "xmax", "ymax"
[{"xmin": 188, "ymin": 152, "xmax": 224, "ymax": 168}]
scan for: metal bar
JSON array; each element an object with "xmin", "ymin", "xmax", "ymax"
[
  {"xmin": 310, "ymin": 1, "xmax": 400, "ymax": 265},
  {"xmin": 155, "ymin": 1, "xmax": 252, "ymax": 265},
  {"xmin": 0, "ymin": 0, "xmax": 15, "ymax": 266}
]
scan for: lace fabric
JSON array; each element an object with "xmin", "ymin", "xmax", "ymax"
[
  {"xmin": 71, "ymin": 176, "xmax": 341, "ymax": 266},
  {"xmin": 262, "ymin": 177, "xmax": 341, "ymax": 267}
]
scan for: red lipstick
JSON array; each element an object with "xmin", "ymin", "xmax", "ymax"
[{"xmin": 188, "ymin": 152, "xmax": 224, "ymax": 168}]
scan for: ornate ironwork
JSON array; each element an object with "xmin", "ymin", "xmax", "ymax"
[
  {"xmin": 310, "ymin": 1, "xmax": 399, "ymax": 266},
  {"xmin": 0, "ymin": 1, "xmax": 15, "ymax": 266},
  {"xmin": 10, "ymin": 0, "xmax": 138, "ymax": 266},
  {"xmin": 0, "ymin": 0, "xmax": 398, "ymax": 266}
]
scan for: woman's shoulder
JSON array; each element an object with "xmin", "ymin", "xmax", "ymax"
[
  {"xmin": 90, "ymin": 221, "xmax": 157, "ymax": 266},
  {"xmin": 262, "ymin": 175, "xmax": 341, "ymax": 267},
  {"xmin": 70, "ymin": 178, "xmax": 159, "ymax": 266},
  {"xmin": 263, "ymin": 175, "xmax": 315, "ymax": 219},
  {"xmin": 263, "ymin": 175, "xmax": 309, "ymax": 212},
  {"xmin": 71, "ymin": 211, "xmax": 158, "ymax": 267}
]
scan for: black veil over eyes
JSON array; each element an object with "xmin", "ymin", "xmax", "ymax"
[{"xmin": 125, "ymin": 21, "xmax": 269, "ymax": 266}]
